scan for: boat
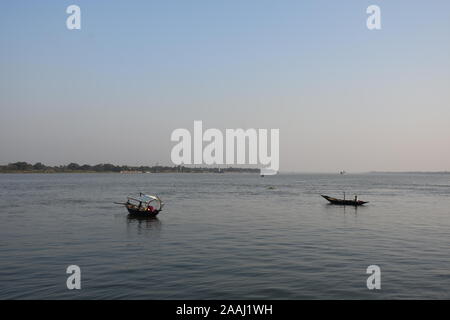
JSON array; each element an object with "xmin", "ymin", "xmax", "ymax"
[
  {"xmin": 115, "ymin": 193, "xmax": 164, "ymax": 217},
  {"xmin": 260, "ymin": 168, "xmax": 277, "ymax": 177},
  {"xmin": 321, "ymin": 194, "xmax": 368, "ymax": 206}
]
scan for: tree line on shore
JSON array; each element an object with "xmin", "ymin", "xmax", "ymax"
[{"xmin": 0, "ymin": 162, "xmax": 259, "ymax": 173}]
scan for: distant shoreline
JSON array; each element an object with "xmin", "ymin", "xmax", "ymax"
[
  {"xmin": 0, "ymin": 170, "xmax": 260, "ymax": 174},
  {"xmin": 0, "ymin": 162, "xmax": 259, "ymax": 174},
  {"xmin": 1, "ymin": 162, "xmax": 448, "ymax": 175}
]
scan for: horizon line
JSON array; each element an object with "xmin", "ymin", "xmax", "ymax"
[{"xmin": 1, "ymin": 161, "xmax": 449, "ymax": 174}]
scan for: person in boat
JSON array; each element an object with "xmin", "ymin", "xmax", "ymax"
[
  {"xmin": 147, "ymin": 205, "xmax": 155, "ymax": 213},
  {"xmin": 354, "ymin": 195, "xmax": 358, "ymax": 202}
]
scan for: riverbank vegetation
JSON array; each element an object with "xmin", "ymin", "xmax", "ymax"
[{"xmin": 0, "ymin": 162, "xmax": 259, "ymax": 174}]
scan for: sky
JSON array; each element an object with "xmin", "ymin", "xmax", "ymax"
[{"xmin": 0, "ymin": 0, "xmax": 449, "ymax": 172}]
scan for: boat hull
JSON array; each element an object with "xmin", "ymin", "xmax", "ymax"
[
  {"xmin": 321, "ymin": 195, "xmax": 368, "ymax": 206},
  {"xmin": 126, "ymin": 207, "xmax": 161, "ymax": 217}
]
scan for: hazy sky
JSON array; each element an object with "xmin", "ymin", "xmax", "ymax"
[{"xmin": 1, "ymin": 1, "xmax": 449, "ymax": 172}]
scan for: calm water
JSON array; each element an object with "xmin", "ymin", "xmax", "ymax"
[{"xmin": 0, "ymin": 173, "xmax": 449, "ymax": 299}]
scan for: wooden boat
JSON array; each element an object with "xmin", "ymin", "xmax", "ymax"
[
  {"xmin": 115, "ymin": 193, "xmax": 164, "ymax": 217},
  {"xmin": 321, "ymin": 195, "xmax": 368, "ymax": 206}
]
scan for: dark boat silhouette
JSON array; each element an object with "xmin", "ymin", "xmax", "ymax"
[
  {"xmin": 321, "ymin": 195, "xmax": 368, "ymax": 206},
  {"xmin": 115, "ymin": 193, "xmax": 164, "ymax": 217}
]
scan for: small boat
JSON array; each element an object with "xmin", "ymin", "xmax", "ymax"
[
  {"xmin": 260, "ymin": 168, "xmax": 277, "ymax": 177},
  {"xmin": 321, "ymin": 195, "xmax": 368, "ymax": 206},
  {"xmin": 115, "ymin": 193, "xmax": 164, "ymax": 217}
]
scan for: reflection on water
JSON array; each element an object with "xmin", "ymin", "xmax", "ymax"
[
  {"xmin": 324, "ymin": 203, "xmax": 361, "ymax": 215},
  {"xmin": 126, "ymin": 215, "xmax": 162, "ymax": 234}
]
